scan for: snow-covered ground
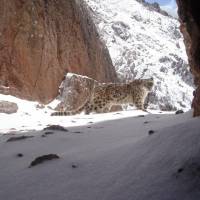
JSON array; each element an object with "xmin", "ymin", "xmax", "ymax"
[
  {"xmin": 85, "ymin": 0, "xmax": 194, "ymax": 111},
  {"xmin": 0, "ymin": 94, "xmax": 162, "ymax": 134},
  {"xmin": 1, "ymin": 93, "xmax": 200, "ymax": 200},
  {"xmin": 0, "ymin": 1, "xmax": 199, "ymax": 199}
]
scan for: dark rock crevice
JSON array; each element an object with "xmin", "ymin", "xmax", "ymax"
[{"xmin": 177, "ymin": 0, "xmax": 200, "ymax": 116}]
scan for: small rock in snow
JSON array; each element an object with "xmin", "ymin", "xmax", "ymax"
[
  {"xmin": 177, "ymin": 168, "xmax": 184, "ymax": 174},
  {"xmin": 29, "ymin": 154, "xmax": 60, "ymax": 168},
  {"xmin": 71, "ymin": 164, "xmax": 78, "ymax": 169},
  {"xmin": 137, "ymin": 115, "xmax": 145, "ymax": 117},
  {"xmin": 148, "ymin": 130, "xmax": 155, "ymax": 135},
  {"xmin": 43, "ymin": 125, "xmax": 68, "ymax": 132},
  {"xmin": 72, "ymin": 131, "xmax": 83, "ymax": 134},
  {"xmin": 44, "ymin": 131, "xmax": 55, "ymax": 135},
  {"xmin": 16, "ymin": 153, "xmax": 24, "ymax": 157},
  {"xmin": 175, "ymin": 110, "xmax": 184, "ymax": 114},
  {"xmin": 7, "ymin": 135, "xmax": 34, "ymax": 142}
]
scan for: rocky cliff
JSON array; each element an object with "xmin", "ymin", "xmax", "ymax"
[{"xmin": 0, "ymin": 0, "xmax": 117, "ymax": 103}]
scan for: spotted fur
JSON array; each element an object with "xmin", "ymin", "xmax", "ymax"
[{"xmin": 51, "ymin": 78, "xmax": 154, "ymax": 116}]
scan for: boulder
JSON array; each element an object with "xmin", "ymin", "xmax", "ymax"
[
  {"xmin": 55, "ymin": 73, "xmax": 99, "ymax": 111},
  {"xmin": 0, "ymin": 101, "xmax": 18, "ymax": 114}
]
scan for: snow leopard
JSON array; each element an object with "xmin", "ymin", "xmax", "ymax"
[{"xmin": 51, "ymin": 78, "xmax": 154, "ymax": 116}]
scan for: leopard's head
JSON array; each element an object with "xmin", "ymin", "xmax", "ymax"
[{"xmin": 143, "ymin": 78, "xmax": 154, "ymax": 91}]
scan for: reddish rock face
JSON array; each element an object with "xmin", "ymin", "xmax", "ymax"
[
  {"xmin": 0, "ymin": 0, "xmax": 117, "ymax": 103},
  {"xmin": 177, "ymin": 0, "xmax": 200, "ymax": 116}
]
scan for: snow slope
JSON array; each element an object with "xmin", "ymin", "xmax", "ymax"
[
  {"xmin": 85, "ymin": 0, "xmax": 194, "ymax": 111},
  {"xmin": 1, "ymin": 102, "xmax": 200, "ymax": 199},
  {"xmin": 0, "ymin": 93, "xmax": 158, "ymax": 134}
]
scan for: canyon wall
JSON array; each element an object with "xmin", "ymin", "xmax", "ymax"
[
  {"xmin": 177, "ymin": 0, "xmax": 200, "ymax": 116},
  {"xmin": 0, "ymin": 0, "xmax": 117, "ymax": 103}
]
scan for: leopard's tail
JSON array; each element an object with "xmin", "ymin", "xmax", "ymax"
[{"xmin": 51, "ymin": 100, "xmax": 89, "ymax": 116}]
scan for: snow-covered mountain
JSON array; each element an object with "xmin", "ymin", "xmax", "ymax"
[{"xmin": 85, "ymin": 0, "xmax": 194, "ymax": 111}]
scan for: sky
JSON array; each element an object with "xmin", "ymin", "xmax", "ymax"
[{"xmin": 145, "ymin": 0, "xmax": 178, "ymax": 17}]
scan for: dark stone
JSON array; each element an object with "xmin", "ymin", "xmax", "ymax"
[
  {"xmin": 43, "ymin": 125, "xmax": 68, "ymax": 132},
  {"xmin": 17, "ymin": 153, "xmax": 24, "ymax": 157},
  {"xmin": 175, "ymin": 110, "xmax": 184, "ymax": 114},
  {"xmin": 148, "ymin": 130, "xmax": 155, "ymax": 135},
  {"xmin": 72, "ymin": 164, "xmax": 78, "ymax": 169},
  {"xmin": 7, "ymin": 135, "xmax": 34, "ymax": 142},
  {"xmin": 72, "ymin": 131, "xmax": 83, "ymax": 134},
  {"xmin": 177, "ymin": 168, "xmax": 184, "ymax": 173},
  {"xmin": 44, "ymin": 131, "xmax": 54, "ymax": 135},
  {"xmin": 137, "ymin": 115, "xmax": 145, "ymax": 117},
  {"xmin": 29, "ymin": 154, "xmax": 60, "ymax": 168},
  {"xmin": 41, "ymin": 134, "xmax": 46, "ymax": 138}
]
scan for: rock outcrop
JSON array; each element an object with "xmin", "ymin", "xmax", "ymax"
[
  {"xmin": 177, "ymin": 0, "xmax": 200, "ymax": 116},
  {"xmin": 55, "ymin": 73, "xmax": 99, "ymax": 112},
  {"xmin": 55, "ymin": 73, "xmax": 124, "ymax": 113},
  {"xmin": 0, "ymin": 0, "xmax": 117, "ymax": 103}
]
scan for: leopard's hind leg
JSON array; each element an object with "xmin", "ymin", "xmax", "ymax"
[
  {"xmin": 134, "ymin": 94, "xmax": 145, "ymax": 111},
  {"xmin": 84, "ymin": 102, "xmax": 94, "ymax": 115}
]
